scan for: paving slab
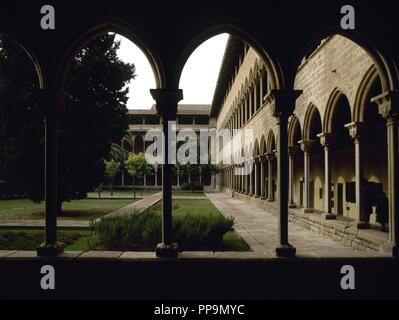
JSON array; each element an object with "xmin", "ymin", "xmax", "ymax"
[{"xmin": 206, "ymin": 192, "xmax": 389, "ymax": 258}]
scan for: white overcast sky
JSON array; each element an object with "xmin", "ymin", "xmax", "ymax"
[{"xmin": 115, "ymin": 34, "xmax": 229, "ymax": 109}]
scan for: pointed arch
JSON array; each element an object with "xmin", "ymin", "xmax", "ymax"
[
  {"xmin": 323, "ymin": 88, "xmax": 352, "ymax": 134},
  {"xmin": 353, "ymin": 65, "xmax": 381, "ymax": 122},
  {"xmin": 253, "ymin": 138, "xmax": 260, "ymax": 157},
  {"xmin": 260, "ymin": 134, "xmax": 267, "ymax": 155},
  {"xmin": 56, "ymin": 18, "xmax": 164, "ymax": 89},
  {"xmin": 288, "ymin": 115, "xmax": 302, "ymax": 147},
  {"xmin": 267, "ymin": 130, "xmax": 276, "ymax": 154},
  {"xmin": 303, "ymin": 104, "xmax": 322, "ymax": 140}
]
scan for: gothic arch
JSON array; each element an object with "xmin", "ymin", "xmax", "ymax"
[
  {"xmin": 0, "ymin": 28, "xmax": 44, "ymax": 89},
  {"xmin": 324, "ymin": 88, "xmax": 352, "ymax": 134},
  {"xmin": 174, "ymin": 23, "xmax": 285, "ymax": 91},
  {"xmin": 288, "ymin": 115, "xmax": 302, "ymax": 146},
  {"xmin": 303, "ymin": 104, "xmax": 322, "ymax": 140},
  {"xmin": 353, "ymin": 65, "xmax": 381, "ymax": 122},
  {"xmin": 56, "ymin": 18, "xmax": 164, "ymax": 90},
  {"xmin": 260, "ymin": 134, "xmax": 267, "ymax": 155},
  {"xmin": 253, "ymin": 138, "xmax": 260, "ymax": 157},
  {"xmin": 266, "ymin": 130, "xmax": 276, "ymax": 154},
  {"xmin": 296, "ymin": 29, "xmax": 398, "ymax": 93}
]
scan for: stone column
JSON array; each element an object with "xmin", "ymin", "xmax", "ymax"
[
  {"xmin": 269, "ymin": 90, "xmax": 301, "ymax": 257},
  {"xmin": 249, "ymin": 160, "xmax": 254, "ymax": 196},
  {"xmin": 151, "ymin": 89, "xmax": 183, "ymax": 258},
  {"xmin": 37, "ymin": 91, "xmax": 71, "ymax": 257},
  {"xmin": 288, "ymin": 146, "xmax": 300, "ymax": 208},
  {"xmin": 373, "ymin": 91, "xmax": 399, "ymax": 257},
  {"xmin": 154, "ymin": 165, "xmax": 158, "ymax": 188},
  {"xmin": 253, "ymin": 159, "xmax": 259, "ymax": 197},
  {"xmin": 260, "ymin": 157, "xmax": 266, "ymax": 199},
  {"xmin": 318, "ymin": 133, "xmax": 336, "ymax": 219},
  {"xmin": 266, "ymin": 153, "xmax": 275, "ymax": 201},
  {"xmin": 345, "ymin": 122, "xmax": 370, "ymax": 229},
  {"xmin": 244, "ymin": 95, "xmax": 248, "ymax": 123},
  {"xmin": 299, "ymin": 140, "xmax": 314, "ymax": 213}
]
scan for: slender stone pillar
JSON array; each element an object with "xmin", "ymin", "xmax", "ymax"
[
  {"xmin": 37, "ymin": 91, "xmax": 71, "ymax": 257},
  {"xmin": 299, "ymin": 140, "xmax": 314, "ymax": 213},
  {"xmin": 345, "ymin": 122, "xmax": 370, "ymax": 229},
  {"xmin": 249, "ymin": 160, "xmax": 254, "ymax": 196},
  {"xmin": 373, "ymin": 91, "xmax": 399, "ymax": 257},
  {"xmin": 266, "ymin": 153, "xmax": 275, "ymax": 201},
  {"xmin": 151, "ymin": 89, "xmax": 183, "ymax": 258},
  {"xmin": 260, "ymin": 157, "xmax": 266, "ymax": 199},
  {"xmin": 318, "ymin": 133, "xmax": 336, "ymax": 219},
  {"xmin": 288, "ymin": 146, "xmax": 299, "ymax": 208},
  {"xmin": 253, "ymin": 160, "xmax": 259, "ymax": 197},
  {"xmin": 269, "ymin": 90, "xmax": 301, "ymax": 257}
]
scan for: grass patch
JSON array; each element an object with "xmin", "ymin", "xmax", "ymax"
[
  {"xmin": 0, "ymin": 229, "xmax": 91, "ymax": 251},
  {"xmin": 172, "ymin": 191, "xmax": 206, "ymax": 197},
  {"xmin": 87, "ymin": 190, "xmax": 159, "ymax": 198},
  {"xmin": 0, "ymin": 199, "xmax": 135, "ymax": 220},
  {"xmin": 90, "ymin": 199, "xmax": 249, "ymax": 252}
]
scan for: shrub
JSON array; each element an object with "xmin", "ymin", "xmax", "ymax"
[
  {"xmin": 89, "ymin": 211, "xmax": 235, "ymax": 251},
  {"xmin": 180, "ymin": 181, "xmax": 204, "ymax": 191}
]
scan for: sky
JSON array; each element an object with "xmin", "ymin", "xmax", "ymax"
[{"xmin": 115, "ymin": 33, "xmax": 229, "ymax": 109}]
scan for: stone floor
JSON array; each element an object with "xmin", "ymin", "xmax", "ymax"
[{"xmin": 206, "ymin": 192, "xmax": 388, "ymax": 258}]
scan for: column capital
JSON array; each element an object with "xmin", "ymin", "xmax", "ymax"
[
  {"xmin": 344, "ymin": 121, "xmax": 368, "ymax": 140},
  {"xmin": 266, "ymin": 152, "xmax": 275, "ymax": 161},
  {"xmin": 265, "ymin": 89, "xmax": 303, "ymax": 119},
  {"xmin": 288, "ymin": 145, "xmax": 301, "ymax": 156},
  {"xmin": 371, "ymin": 90, "xmax": 399, "ymax": 120},
  {"xmin": 150, "ymin": 89, "xmax": 183, "ymax": 119},
  {"xmin": 299, "ymin": 139, "xmax": 315, "ymax": 153},
  {"xmin": 317, "ymin": 133, "xmax": 336, "ymax": 147},
  {"xmin": 35, "ymin": 90, "xmax": 72, "ymax": 116}
]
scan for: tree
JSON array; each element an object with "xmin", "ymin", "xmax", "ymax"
[
  {"xmin": 176, "ymin": 141, "xmax": 218, "ymax": 192},
  {"xmin": 0, "ymin": 34, "xmax": 136, "ymax": 211},
  {"xmin": 0, "ymin": 35, "xmax": 43, "ymax": 202},
  {"xmin": 104, "ymin": 159, "xmax": 121, "ymax": 196},
  {"xmin": 124, "ymin": 153, "xmax": 154, "ymax": 199}
]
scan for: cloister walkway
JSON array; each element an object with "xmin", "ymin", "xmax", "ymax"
[{"xmin": 206, "ymin": 192, "xmax": 388, "ymax": 258}]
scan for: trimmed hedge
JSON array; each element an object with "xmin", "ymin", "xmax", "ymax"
[{"xmin": 89, "ymin": 211, "xmax": 234, "ymax": 251}]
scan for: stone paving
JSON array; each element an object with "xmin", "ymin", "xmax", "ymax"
[
  {"xmin": 206, "ymin": 192, "xmax": 388, "ymax": 258},
  {"xmin": 103, "ymin": 192, "xmax": 162, "ymax": 218}
]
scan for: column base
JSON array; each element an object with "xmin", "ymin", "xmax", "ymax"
[
  {"xmin": 322, "ymin": 213, "xmax": 337, "ymax": 220},
  {"xmin": 155, "ymin": 243, "xmax": 179, "ymax": 258},
  {"xmin": 302, "ymin": 208, "xmax": 313, "ymax": 214},
  {"xmin": 260, "ymin": 197, "xmax": 267, "ymax": 200},
  {"xmin": 37, "ymin": 242, "xmax": 64, "ymax": 257},
  {"xmin": 275, "ymin": 244, "xmax": 296, "ymax": 258},
  {"xmin": 357, "ymin": 221, "xmax": 371, "ymax": 230},
  {"xmin": 267, "ymin": 198, "xmax": 275, "ymax": 202},
  {"xmin": 288, "ymin": 204, "xmax": 297, "ymax": 209},
  {"xmin": 252, "ymin": 195, "xmax": 259, "ymax": 198}
]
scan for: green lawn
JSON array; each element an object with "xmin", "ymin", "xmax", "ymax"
[
  {"xmin": 172, "ymin": 191, "xmax": 206, "ymax": 197},
  {"xmin": 149, "ymin": 199, "xmax": 216, "ymax": 217},
  {"xmin": 0, "ymin": 229, "xmax": 91, "ymax": 251},
  {"xmin": 0, "ymin": 199, "xmax": 135, "ymax": 220},
  {"xmin": 87, "ymin": 190, "xmax": 159, "ymax": 198},
  {"xmin": 87, "ymin": 190, "xmax": 206, "ymax": 198}
]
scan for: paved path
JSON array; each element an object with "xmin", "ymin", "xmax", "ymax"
[
  {"xmin": 206, "ymin": 192, "xmax": 387, "ymax": 258},
  {"xmin": 0, "ymin": 220, "xmax": 90, "ymax": 230},
  {"xmin": 103, "ymin": 192, "xmax": 162, "ymax": 218}
]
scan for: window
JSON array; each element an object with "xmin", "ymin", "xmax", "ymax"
[
  {"xmin": 345, "ymin": 182, "xmax": 356, "ymax": 203},
  {"xmin": 130, "ymin": 115, "xmax": 144, "ymax": 125},
  {"xmin": 195, "ymin": 115, "xmax": 209, "ymax": 125}
]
